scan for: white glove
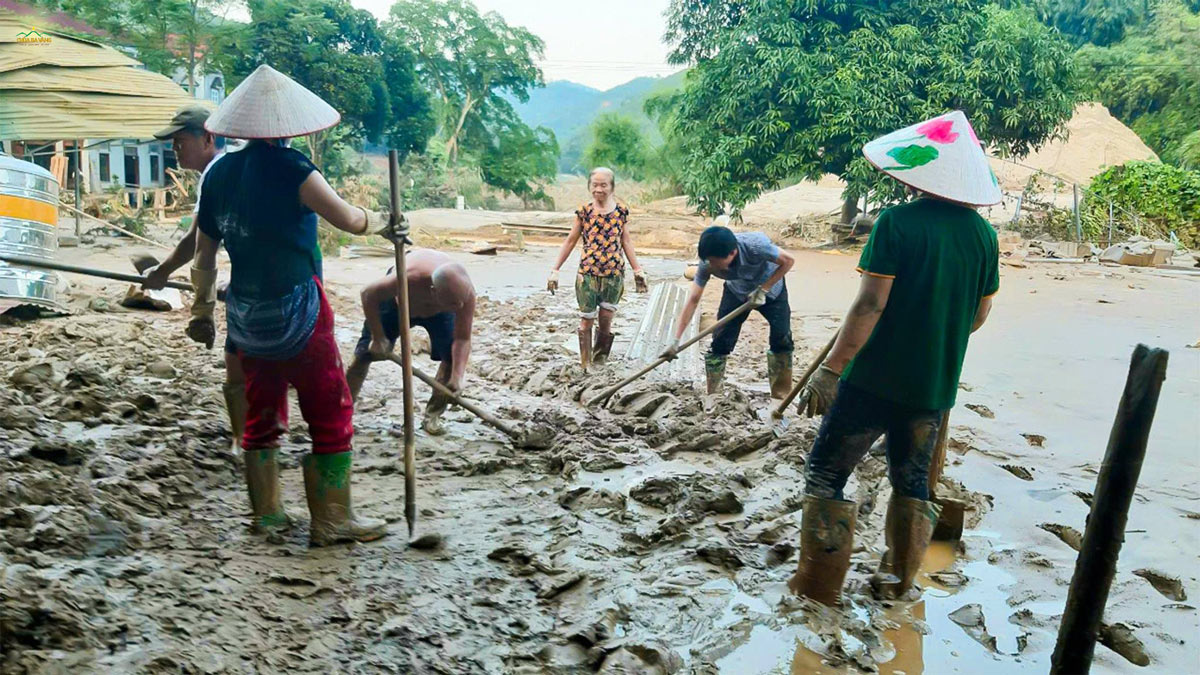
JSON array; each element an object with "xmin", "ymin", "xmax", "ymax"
[
  {"xmin": 659, "ymin": 337, "xmax": 682, "ymax": 361},
  {"xmin": 547, "ymin": 269, "xmax": 559, "ymax": 294},
  {"xmin": 750, "ymin": 287, "xmax": 768, "ymax": 307},
  {"xmin": 141, "ymin": 264, "xmax": 169, "ymax": 291}
]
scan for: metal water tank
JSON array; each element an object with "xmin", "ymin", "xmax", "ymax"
[{"xmin": 0, "ymin": 153, "xmax": 60, "ymax": 309}]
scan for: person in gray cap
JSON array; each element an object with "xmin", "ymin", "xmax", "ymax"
[{"xmin": 138, "ymin": 105, "xmax": 244, "ymax": 453}]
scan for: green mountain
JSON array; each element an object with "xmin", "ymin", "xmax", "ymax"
[{"xmin": 509, "ymin": 71, "xmax": 687, "ymax": 172}]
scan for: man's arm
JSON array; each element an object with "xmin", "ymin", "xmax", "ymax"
[
  {"xmin": 360, "ymin": 273, "xmax": 397, "ymax": 355},
  {"xmin": 143, "ymin": 223, "xmax": 198, "ymax": 289},
  {"xmin": 299, "ymin": 172, "xmax": 370, "ymax": 235},
  {"xmin": 972, "ymin": 295, "xmax": 994, "ymax": 333},
  {"xmin": 824, "ymin": 274, "xmax": 894, "ymax": 372},
  {"xmin": 758, "ymin": 248, "xmax": 795, "ymax": 292},
  {"xmin": 672, "ymin": 282, "xmax": 706, "ymax": 342},
  {"xmin": 448, "ymin": 296, "xmax": 475, "ymax": 388}
]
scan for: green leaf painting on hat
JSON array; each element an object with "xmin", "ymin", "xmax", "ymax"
[{"xmin": 882, "ymin": 144, "xmax": 939, "ymax": 170}]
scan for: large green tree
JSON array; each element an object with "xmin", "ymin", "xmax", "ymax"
[
  {"xmin": 583, "ymin": 114, "xmax": 650, "ymax": 180},
  {"xmin": 662, "ymin": 0, "xmax": 1079, "ymax": 217},
  {"xmin": 1075, "ymin": 0, "xmax": 1200, "ymax": 166},
  {"xmin": 234, "ymin": 0, "xmax": 433, "ymax": 168},
  {"xmin": 386, "ymin": 0, "xmax": 545, "ymax": 165},
  {"xmin": 474, "ymin": 109, "xmax": 559, "ymax": 208}
]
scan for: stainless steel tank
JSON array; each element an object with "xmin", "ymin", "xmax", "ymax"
[{"xmin": 0, "ymin": 153, "xmax": 60, "ymax": 309}]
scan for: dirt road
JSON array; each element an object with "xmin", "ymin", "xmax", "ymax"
[{"xmin": 1, "ymin": 234, "xmax": 1196, "ymax": 673}]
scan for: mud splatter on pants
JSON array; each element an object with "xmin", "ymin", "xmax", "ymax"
[
  {"xmin": 804, "ymin": 381, "xmax": 943, "ymax": 501},
  {"xmin": 239, "ymin": 283, "xmax": 354, "ymax": 454}
]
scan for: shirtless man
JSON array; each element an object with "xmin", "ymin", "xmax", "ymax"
[{"xmin": 345, "ymin": 250, "xmax": 476, "ymax": 435}]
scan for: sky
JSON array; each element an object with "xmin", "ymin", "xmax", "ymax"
[{"xmin": 352, "ymin": 0, "xmax": 682, "ymax": 91}]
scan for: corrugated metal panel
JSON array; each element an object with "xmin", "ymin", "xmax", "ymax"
[
  {"xmin": 0, "ymin": 90, "xmax": 210, "ymax": 140},
  {"xmin": 0, "ymin": 65, "xmax": 192, "ymax": 97},
  {"xmin": 0, "ymin": 17, "xmax": 136, "ymax": 72}
]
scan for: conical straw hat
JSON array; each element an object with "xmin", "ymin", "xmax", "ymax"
[
  {"xmin": 862, "ymin": 111, "xmax": 1002, "ymax": 207},
  {"xmin": 205, "ymin": 65, "xmax": 340, "ymax": 139}
]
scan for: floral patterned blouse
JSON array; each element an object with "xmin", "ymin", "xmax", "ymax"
[{"xmin": 576, "ymin": 202, "xmax": 629, "ymax": 278}]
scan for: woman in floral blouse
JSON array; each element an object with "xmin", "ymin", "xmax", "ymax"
[{"xmin": 547, "ymin": 167, "xmax": 647, "ymax": 369}]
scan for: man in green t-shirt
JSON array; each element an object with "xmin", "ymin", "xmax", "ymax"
[{"xmin": 787, "ymin": 111, "xmax": 1001, "ymax": 607}]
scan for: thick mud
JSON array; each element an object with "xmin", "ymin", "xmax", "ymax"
[{"xmin": 2, "ymin": 244, "xmax": 1197, "ymax": 673}]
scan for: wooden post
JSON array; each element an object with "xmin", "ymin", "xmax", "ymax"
[
  {"xmin": 1050, "ymin": 344, "xmax": 1168, "ymax": 674},
  {"xmin": 1073, "ymin": 183, "xmax": 1082, "ymax": 242},
  {"xmin": 388, "ymin": 149, "xmax": 417, "ymax": 536},
  {"xmin": 1107, "ymin": 201, "xmax": 1114, "ymax": 247}
]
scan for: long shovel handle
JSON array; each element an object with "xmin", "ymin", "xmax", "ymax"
[
  {"xmin": 384, "ymin": 353, "xmax": 519, "ymax": 440},
  {"xmin": 585, "ymin": 297, "xmax": 758, "ymax": 407},
  {"xmin": 0, "ymin": 253, "xmax": 194, "ymax": 291},
  {"xmin": 388, "ymin": 150, "xmax": 417, "ymax": 536},
  {"xmin": 772, "ymin": 331, "xmax": 838, "ymax": 419}
]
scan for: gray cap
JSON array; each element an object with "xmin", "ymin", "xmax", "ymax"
[{"xmin": 154, "ymin": 105, "xmax": 212, "ymax": 140}]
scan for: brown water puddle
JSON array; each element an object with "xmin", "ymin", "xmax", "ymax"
[{"xmin": 713, "ymin": 533, "xmax": 1052, "ymax": 674}]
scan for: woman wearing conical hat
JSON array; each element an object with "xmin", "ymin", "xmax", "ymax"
[
  {"xmin": 789, "ymin": 111, "xmax": 1002, "ymax": 605},
  {"xmin": 188, "ymin": 65, "xmax": 399, "ymax": 546}
]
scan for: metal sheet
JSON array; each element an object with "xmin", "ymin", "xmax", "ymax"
[
  {"xmin": 0, "ymin": 152, "xmax": 59, "ymax": 309},
  {"xmin": 624, "ymin": 282, "xmax": 700, "ymax": 380}
]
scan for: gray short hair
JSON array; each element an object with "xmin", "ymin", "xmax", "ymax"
[{"xmin": 588, "ymin": 167, "xmax": 616, "ymax": 188}]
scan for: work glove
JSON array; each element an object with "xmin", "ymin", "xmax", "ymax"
[
  {"xmin": 658, "ymin": 337, "xmax": 682, "ymax": 362},
  {"xmin": 188, "ymin": 265, "xmax": 217, "ymax": 350},
  {"xmin": 547, "ymin": 269, "xmax": 559, "ymax": 295},
  {"xmin": 749, "ymin": 287, "xmax": 768, "ymax": 307},
  {"xmin": 141, "ymin": 264, "xmax": 170, "ymax": 291},
  {"xmin": 367, "ymin": 207, "xmax": 412, "ymax": 245},
  {"xmin": 633, "ymin": 269, "xmax": 648, "ymax": 293},
  {"xmin": 366, "ymin": 335, "xmax": 393, "ymax": 361},
  {"xmin": 796, "ymin": 363, "xmax": 841, "ymax": 418}
]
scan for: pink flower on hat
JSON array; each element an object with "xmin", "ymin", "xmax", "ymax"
[{"xmin": 916, "ymin": 118, "xmax": 959, "ymax": 144}]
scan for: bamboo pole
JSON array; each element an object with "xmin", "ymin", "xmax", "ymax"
[
  {"xmin": 1050, "ymin": 344, "xmax": 1168, "ymax": 674},
  {"xmin": 56, "ymin": 201, "xmax": 171, "ymax": 250},
  {"xmin": 384, "ymin": 354, "xmax": 518, "ymax": 439},
  {"xmin": 0, "ymin": 253, "xmax": 192, "ymax": 291},
  {"xmin": 388, "ymin": 150, "xmax": 417, "ymax": 537},
  {"xmin": 585, "ymin": 297, "xmax": 758, "ymax": 407}
]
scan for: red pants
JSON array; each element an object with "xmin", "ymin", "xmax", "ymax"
[{"xmin": 240, "ymin": 279, "xmax": 354, "ymax": 454}]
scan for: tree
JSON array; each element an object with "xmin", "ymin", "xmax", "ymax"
[
  {"xmin": 583, "ymin": 114, "xmax": 650, "ymax": 180},
  {"xmin": 662, "ymin": 0, "xmax": 1079, "ymax": 218},
  {"xmin": 386, "ymin": 0, "xmax": 545, "ymax": 164},
  {"xmin": 477, "ymin": 112, "xmax": 559, "ymax": 208},
  {"xmin": 664, "ymin": 0, "xmax": 748, "ymax": 65},
  {"xmin": 1018, "ymin": 0, "xmax": 1155, "ymax": 47},
  {"xmin": 1082, "ymin": 160, "xmax": 1200, "ymax": 246},
  {"xmin": 235, "ymin": 0, "xmax": 432, "ymax": 168},
  {"xmin": 1075, "ymin": 0, "xmax": 1200, "ymax": 167}
]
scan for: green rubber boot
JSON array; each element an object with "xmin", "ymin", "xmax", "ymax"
[
  {"xmin": 302, "ymin": 452, "xmax": 388, "ymax": 547},
  {"xmin": 788, "ymin": 495, "xmax": 857, "ymax": 606},
  {"xmin": 243, "ymin": 448, "xmax": 293, "ymax": 536},
  {"xmin": 871, "ymin": 495, "xmax": 942, "ymax": 600},
  {"xmin": 767, "ymin": 351, "xmax": 793, "ymax": 399},
  {"xmin": 704, "ymin": 354, "xmax": 727, "ymax": 394}
]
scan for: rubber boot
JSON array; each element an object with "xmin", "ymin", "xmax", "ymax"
[
  {"xmin": 704, "ymin": 354, "xmax": 727, "ymax": 394},
  {"xmin": 767, "ymin": 351, "xmax": 793, "ymax": 400},
  {"xmin": 423, "ymin": 388, "xmax": 451, "ymax": 436},
  {"xmin": 302, "ymin": 452, "xmax": 388, "ymax": 547},
  {"xmin": 243, "ymin": 448, "xmax": 292, "ymax": 536},
  {"xmin": 789, "ymin": 495, "xmax": 857, "ymax": 605},
  {"xmin": 578, "ymin": 328, "xmax": 593, "ymax": 370},
  {"xmin": 223, "ymin": 381, "xmax": 247, "ymax": 453},
  {"xmin": 870, "ymin": 495, "xmax": 942, "ymax": 600},
  {"xmin": 593, "ymin": 329, "xmax": 615, "ymax": 363}
]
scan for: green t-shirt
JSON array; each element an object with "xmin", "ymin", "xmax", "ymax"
[{"xmin": 842, "ymin": 198, "xmax": 1000, "ymax": 411}]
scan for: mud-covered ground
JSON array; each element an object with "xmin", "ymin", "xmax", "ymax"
[{"xmin": 2, "ymin": 238, "xmax": 1197, "ymax": 674}]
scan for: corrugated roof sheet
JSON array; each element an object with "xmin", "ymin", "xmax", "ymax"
[
  {"xmin": 0, "ymin": 11, "xmax": 206, "ymax": 140},
  {"xmin": 0, "ymin": 91, "xmax": 213, "ymax": 140},
  {"xmin": 0, "ymin": 65, "xmax": 189, "ymax": 97}
]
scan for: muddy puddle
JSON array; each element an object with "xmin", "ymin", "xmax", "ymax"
[{"xmin": 3, "ymin": 247, "xmax": 1197, "ymax": 673}]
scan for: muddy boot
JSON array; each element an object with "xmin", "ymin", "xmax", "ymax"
[
  {"xmin": 578, "ymin": 328, "xmax": 593, "ymax": 370},
  {"xmin": 422, "ymin": 389, "xmax": 451, "ymax": 436},
  {"xmin": 870, "ymin": 495, "xmax": 943, "ymax": 600},
  {"xmin": 593, "ymin": 329, "xmax": 615, "ymax": 363},
  {"xmin": 704, "ymin": 354, "xmax": 727, "ymax": 394},
  {"xmin": 243, "ymin": 448, "xmax": 292, "ymax": 536},
  {"xmin": 223, "ymin": 381, "xmax": 247, "ymax": 453},
  {"xmin": 302, "ymin": 452, "xmax": 388, "ymax": 547},
  {"xmin": 788, "ymin": 495, "xmax": 857, "ymax": 606},
  {"xmin": 767, "ymin": 351, "xmax": 793, "ymax": 400}
]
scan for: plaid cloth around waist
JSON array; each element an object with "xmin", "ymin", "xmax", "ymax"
[{"xmin": 225, "ymin": 276, "xmax": 321, "ymax": 361}]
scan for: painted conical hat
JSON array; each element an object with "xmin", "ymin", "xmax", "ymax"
[
  {"xmin": 862, "ymin": 111, "xmax": 1002, "ymax": 207},
  {"xmin": 205, "ymin": 65, "xmax": 340, "ymax": 139}
]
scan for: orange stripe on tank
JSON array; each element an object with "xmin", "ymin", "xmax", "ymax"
[{"xmin": 0, "ymin": 195, "xmax": 57, "ymax": 225}]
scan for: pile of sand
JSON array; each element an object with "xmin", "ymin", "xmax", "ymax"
[{"xmin": 990, "ymin": 102, "xmax": 1159, "ymax": 190}]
